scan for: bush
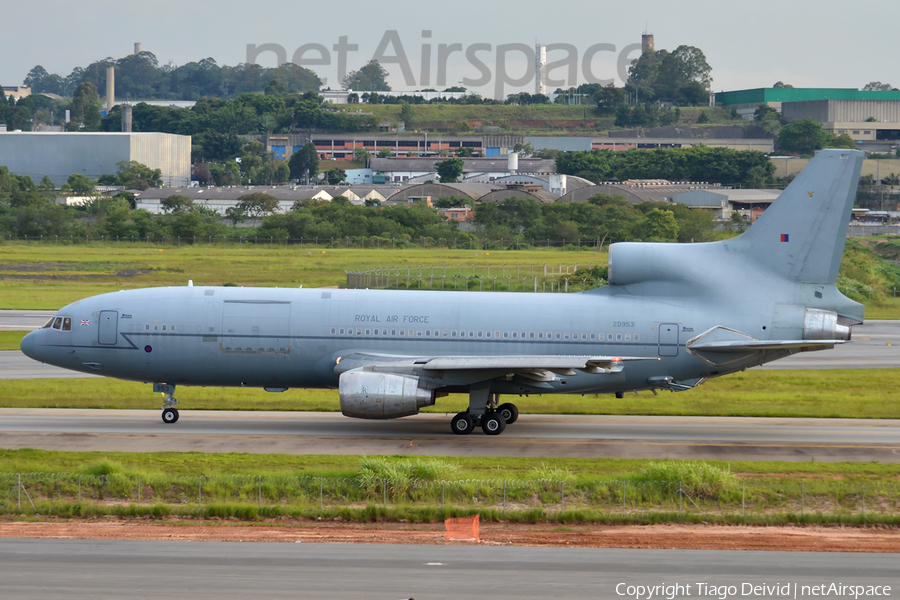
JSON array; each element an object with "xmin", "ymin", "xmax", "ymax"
[{"xmin": 635, "ymin": 461, "xmax": 735, "ymax": 499}]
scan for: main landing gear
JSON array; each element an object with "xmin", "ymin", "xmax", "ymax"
[
  {"xmin": 450, "ymin": 390, "xmax": 518, "ymax": 436},
  {"xmin": 154, "ymin": 383, "xmax": 179, "ymax": 424}
]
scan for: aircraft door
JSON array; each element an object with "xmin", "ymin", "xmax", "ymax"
[
  {"xmin": 98, "ymin": 311, "xmax": 118, "ymax": 345},
  {"xmin": 658, "ymin": 323, "xmax": 679, "ymax": 357}
]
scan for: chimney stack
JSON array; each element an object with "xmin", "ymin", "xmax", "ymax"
[
  {"xmin": 106, "ymin": 65, "xmax": 115, "ymax": 114},
  {"xmin": 122, "ymin": 104, "xmax": 133, "ymax": 132}
]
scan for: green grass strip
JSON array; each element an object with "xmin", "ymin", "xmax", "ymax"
[{"xmin": 5, "ymin": 369, "xmax": 900, "ymax": 418}]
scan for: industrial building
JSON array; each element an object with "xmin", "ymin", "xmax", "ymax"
[
  {"xmin": 671, "ymin": 188, "xmax": 782, "ymax": 223},
  {"xmin": 781, "ymin": 100, "xmax": 900, "ymax": 147},
  {"xmin": 0, "ymin": 131, "xmax": 191, "ymax": 187},
  {"xmin": 715, "ymin": 88, "xmax": 900, "ymax": 119}
]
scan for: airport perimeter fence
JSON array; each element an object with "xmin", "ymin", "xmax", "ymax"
[
  {"xmin": 1, "ymin": 473, "xmax": 898, "ymax": 524},
  {"xmin": 1, "ymin": 235, "xmax": 605, "ymax": 251},
  {"xmin": 345, "ymin": 266, "xmax": 900, "ymax": 305},
  {"xmin": 345, "ymin": 263, "xmax": 605, "ymax": 293}
]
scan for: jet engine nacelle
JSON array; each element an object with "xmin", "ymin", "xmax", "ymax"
[
  {"xmin": 803, "ymin": 308, "xmax": 851, "ymax": 341},
  {"xmin": 339, "ymin": 371, "xmax": 435, "ymax": 419}
]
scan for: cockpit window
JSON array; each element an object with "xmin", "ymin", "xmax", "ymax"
[
  {"xmin": 52, "ymin": 317, "xmax": 62, "ymax": 330},
  {"xmin": 42, "ymin": 318, "xmax": 54, "ymax": 329},
  {"xmin": 62, "ymin": 317, "xmax": 72, "ymax": 331}
]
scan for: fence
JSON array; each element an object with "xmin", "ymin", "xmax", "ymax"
[
  {"xmin": 1, "ymin": 473, "xmax": 897, "ymax": 524},
  {"xmin": 345, "ymin": 263, "xmax": 603, "ymax": 292},
  {"xmin": 0, "ymin": 235, "xmax": 605, "ymax": 250}
]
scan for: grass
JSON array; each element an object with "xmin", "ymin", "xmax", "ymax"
[
  {"xmin": 0, "ymin": 243, "xmax": 603, "ymax": 309},
  {"xmin": 0, "ymin": 452, "xmax": 897, "ymax": 524},
  {"xmin": 3, "ymin": 449, "xmax": 899, "ymax": 479},
  {"xmin": 0, "ymin": 331, "xmax": 27, "ymax": 350},
  {"xmin": 5, "ymin": 368, "xmax": 900, "ymax": 418}
]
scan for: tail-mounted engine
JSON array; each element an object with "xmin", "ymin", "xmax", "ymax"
[
  {"xmin": 339, "ymin": 371, "xmax": 435, "ymax": 419},
  {"xmin": 803, "ymin": 308, "xmax": 851, "ymax": 341}
]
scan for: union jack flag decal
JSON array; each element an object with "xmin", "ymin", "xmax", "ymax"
[{"xmin": 80, "ymin": 320, "xmax": 90, "ymax": 326}]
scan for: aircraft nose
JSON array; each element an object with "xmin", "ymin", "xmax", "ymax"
[{"xmin": 20, "ymin": 330, "xmax": 39, "ymax": 361}]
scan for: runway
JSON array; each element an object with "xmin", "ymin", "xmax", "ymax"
[
  {"xmin": 1, "ymin": 539, "xmax": 896, "ymax": 600},
  {"xmin": 1, "ymin": 408, "xmax": 898, "ymax": 461},
  {"xmin": 2, "ymin": 311, "xmax": 897, "ymax": 379}
]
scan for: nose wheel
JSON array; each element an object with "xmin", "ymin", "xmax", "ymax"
[
  {"xmin": 154, "ymin": 383, "xmax": 180, "ymax": 424},
  {"xmin": 162, "ymin": 407, "xmax": 180, "ymax": 423}
]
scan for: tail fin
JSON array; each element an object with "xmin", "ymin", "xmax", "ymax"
[{"xmin": 730, "ymin": 149, "xmax": 864, "ymax": 284}]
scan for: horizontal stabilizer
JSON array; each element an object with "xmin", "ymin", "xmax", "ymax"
[{"xmin": 688, "ymin": 339, "xmax": 844, "ymax": 352}]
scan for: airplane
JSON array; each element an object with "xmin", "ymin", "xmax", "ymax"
[{"xmin": 21, "ymin": 149, "xmax": 864, "ymax": 436}]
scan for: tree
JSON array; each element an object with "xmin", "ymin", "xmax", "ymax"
[
  {"xmin": 398, "ymin": 101, "xmax": 414, "ymax": 129},
  {"xmin": 634, "ymin": 207, "xmax": 679, "ymax": 242},
  {"xmin": 863, "ymin": 81, "xmax": 894, "ymax": 91},
  {"xmin": 778, "ymin": 119, "xmax": 828, "ymax": 155},
  {"xmin": 67, "ymin": 173, "xmax": 95, "ymax": 195},
  {"xmin": 160, "ymin": 195, "xmax": 194, "ymax": 214},
  {"xmin": 325, "ymin": 168, "xmax": 346, "ymax": 185},
  {"xmin": 377, "ymin": 147, "xmax": 393, "ymax": 158},
  {"xmin": 114, "ymin": 160, "xmax": 163, "ymax": 189},
  {"xmin": 38, "ymin": 175, "xmax": 56, "ymax": 193},
  {"xmin": 237, "ymin": 192, "xmax": 280, "ymax": 223},
  {"xmin": 353, "ymin": 147, "xmax": 370, "ymax": 163},
  {"xmin": 697, "ymin": 111, "xmax": 709, "ymax": 124},
  {"xmin": 343, "ymin": 60, "xmax": 391, "ymax": 91},
  {"xmin": 289, "ymin": 143, "xmax": 319, "ymax": 182},
  {"xmin": 592, "ymin": 85, "xmax": 625, "ymax": 115},
  {"xmin": 436, "ymin": 158, "xmax": 464, "ymax": 183},
  {"xmin": 224, "ymin": 205, "xmax": 246, "ymax": 226},
  {"xmin": 753, "ymin": 104, "xmax": 783, "ymax": 136},
  {"xmin": 70, "ymin": 82, "xmax": 102, "ymax": 130},
  {"xmin": 456, "ymin": 147, "xmax": 475, "ymax": 158}
]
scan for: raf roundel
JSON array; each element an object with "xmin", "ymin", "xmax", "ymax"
[{"xmin": 144, "ymin": 345, "xmax": 152, "ymax": 353}]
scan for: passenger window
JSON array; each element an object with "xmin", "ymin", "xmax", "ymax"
[
  {"xmin": 451, "ymin": 331, "xmax": 457, "ymax": 337},
  {"xmin": 425, "ymin": 330, "xmax": 431, "ymax": 336},
  {"xmin": 391, "ymin": 329, "xmax": 397, "ymax": 336},
  {"xmin": 62, "ymin": 317, "xmax": 72, "ymax": 331},
  {"xmin": 399, "ymin": 330, "xmax": 405, "ymax": 336},
  {"xmin": 356, "ymin": 329, "xmax": 362, "ymax": 335},
  {"xmin": 634, "ymin": 334, "xmax": 640, "ymax": 342},
  {"xmin": 555, "ymin": 333, "xmax": 561, "ymax": 340},
  {"xmin": 590, "ymin": 334, "xmax": 596, "ymax": 340},
  {"xmin": 52, "ymin": 317, "xmax": 62, "ymax": 330},
  {"xmin": 529, "ymin": 332, "xmax": 535, "ymax": 339},
  {"xmin": 564, "ymin": 333, "xmax": 569, "ymax": 340},
  {"xmin": 538, "ymin": 333, "xmax": 543, "ymax": 339},
  {"xmin": 339, "ymin": 328, "xmax": 345, "ymax": 335},
  {"xmin": 625, "ymin": 334, "xmax": 631, "ymax": 341},
  {"xmin": 442, "ymin": 330, "xmax": 448, "ymax": 337},
  {"xmin": 153, "ymin": 325, "xmax": 159, "ymax": 331},
  {"xmin": 408, "ymin": 330, "xmax": 413, "ymax": 337},
  {"xmin": 503, "ymin": 332, "xmax": 509, "ymax": 339},
  {"xmin": 616, "ymin": 333, "xmax": 623, "ymax": 341},
  {"xmin": 162, "ymin": 325, "xmax": 167, "ymax": 332},
  {"xmin": 495, "ymin": 332, "xmax": 500, "ymax": 338},
  {"xmin": 486, "ymin": 331, "xmax": 492, "ymax": 338},
  {"xmin": 382, "ymin": 329, "xmax": 387, "ymax": 335},
  {"xmin": 512, "ymin": 332, "xmax": 517, "ymax": 339},
  {"xmin": 477, "ymin": 331, "xmax": 483, "ymax": 338},
  {"xmin": 365, "ymin": 329, "xmax": 371, "ymax": 335},
  {"xmin": 145, "ymin": 324, "xmax": 150, "ymax": 331},
  {"xmin": 459, "ymin": 331, "xmax": 466, "ymax": 338},
  {"xmin": 582, "ymin": 333, "xmax": 587, "ymax": 341},
  {"xmin": 469, "ymin": 331, "xmax": 475, "ymax": 338}
]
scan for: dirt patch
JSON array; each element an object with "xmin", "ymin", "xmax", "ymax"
[{"xmin": 1, "ymin": 519, "xmax": 897, "ymax": 552}]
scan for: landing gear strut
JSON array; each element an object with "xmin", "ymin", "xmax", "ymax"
[
  {"xmin": 451, "ymin": 390, "xmax": 518, "ymax": 436},
  {"xmin": 154, "ymin": 383, "xmax": 179, "ymax": 424}
]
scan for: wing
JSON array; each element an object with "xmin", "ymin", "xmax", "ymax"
[{"xmin": 335, "ymin": 352, "xmax": 657, "ymax": 386}]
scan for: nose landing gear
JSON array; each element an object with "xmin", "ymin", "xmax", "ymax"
[{"xmin": 154, "ymin": 383, "xmax": 180, "ymax": 424}]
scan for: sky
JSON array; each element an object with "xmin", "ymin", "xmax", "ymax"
[{"xmin": 1, "ymin": 0, "xmax": 896, "ymax": 98}]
